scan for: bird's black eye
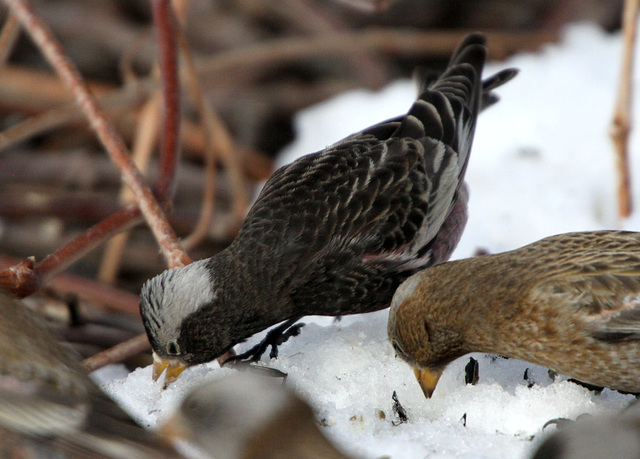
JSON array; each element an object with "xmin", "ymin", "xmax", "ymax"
[{"xmin": 167, "ymin": 341, "xmax": 180, "ymax": 355}]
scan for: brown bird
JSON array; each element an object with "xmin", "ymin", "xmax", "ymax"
[
  {"xmin": 387, "ymin": 230, "xmax": 640, "ymax": 398},
  {"xmin": 532, "ymin": 401, "xmax": 640, "ymax": 459},
  {"xmin": 0, "ymin": 290, "xmax": 180, "ymax": 458},
  {"xmin": 160, "ymin": 373, "xmax": 350, "ymax": 459}
]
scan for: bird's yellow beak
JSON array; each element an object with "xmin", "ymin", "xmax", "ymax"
[
  {"xmin": 153, "ymin": 352, "xmax": 187, "ymax": 388},
  {"xmin": 414, "ymin": 367, "xmax": 443, "ymax": 398}
]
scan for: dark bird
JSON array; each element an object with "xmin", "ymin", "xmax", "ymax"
[
  {"xmin": 532, "ymin": 401, "xmax": 640, "ymax": 459},
  {"xmin": 160, "ymin": 373, "xmax": 350, "ymax": 459},
  {"xmin": 140, "ymin": 33, "xmax": 517, "ymax": 385},
  {"xmin": 0, "ymin": 290, "xmax": 180, "ymax": 458},
  {"xmin": 387, "ymin": 230, "xmax": 640, "ymax": 399}
]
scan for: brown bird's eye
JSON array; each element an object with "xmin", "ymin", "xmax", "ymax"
[
  {"xmin": 393, "ymin": 341, "xmax": 409, "ymax": 360},
  {"xmin": 167, "ymin": 341, "xmax": 180, "ymax": 356}
]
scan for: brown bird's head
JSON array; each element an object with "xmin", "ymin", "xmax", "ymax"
[{"xmin": 388, "ymin": 270, "xmax": 468, "ymax": 398}]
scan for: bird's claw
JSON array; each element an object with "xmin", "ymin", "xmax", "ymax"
[
  {"xmin": 269, "ymin": 322, "xmax": 305, "ymax": 359},
  {"xmin": 222, "ymin": 318, "xmax": 305, "ymax": 364}
]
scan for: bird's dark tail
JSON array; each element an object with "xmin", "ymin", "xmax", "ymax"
[
  {"xmin": 481, "ymin": 66, "xmax": 518, "ymax": 110},
  {"xmin": 395, "ymin": 33, "xmax": 517, "ymax": 177},
  {"xmin": 391, "ymin": 33, "xmax": 486, "ymax": 167},
  {"xmin": 425, "ymin": 33, "xmax": 517, "ymax": 109},
  {"xmin": 356, "ymin": 33, "xmax": 517, "ymax": 163}
]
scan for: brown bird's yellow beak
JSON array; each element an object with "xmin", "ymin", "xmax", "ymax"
[
  {"xmin": 153, "ymin": 352, "xmax": 186, "ymax": 388},
  {"xmin": 414, "ymin": 367, "xmax": 443, "ymax": 398}
]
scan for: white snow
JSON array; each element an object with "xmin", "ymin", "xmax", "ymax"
[{"xmin": 102, "ymin": 23, "xmax": 640, "ymax": 458}]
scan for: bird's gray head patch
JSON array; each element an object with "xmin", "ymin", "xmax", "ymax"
[
  {"xmin": 388, "ymin": 272, "xmax": 422, "ymax": 344},
  {"xmin": 390, "ymin": 272, "xmax": 421, "ymax": 315},
  {"xmin": 140, "ymin": 259, "xmax": 216, "ymax": 347}
]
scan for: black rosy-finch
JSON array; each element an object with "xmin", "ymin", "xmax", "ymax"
[
  {"xmin": 0, "ymin": 290, "xmax": 180, "ymax": 458},
  {"xmin": 160, "ymin": 373, "xmax": 350, "ymax": 459},
  {"xmin": 388, "ymin": 230, "xmax": 640, "ymax": 398},
  {"xmin": 140, "ymin": 33, "xmax": 517, "ymax": 385}
]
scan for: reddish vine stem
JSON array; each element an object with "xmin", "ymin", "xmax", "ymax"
[
  {"xmin": 0, "ymin": 0, "xmax": 191, "ymax": 299},
  {"xmin": 0, "ymin": 255, "xmax": 141, "ymax": 316},
  {"xmin": 2, "ymin": 0, "xmax": 189, "ymax": 271},
  {"xmin": 83, "ymin": 334, "xmax": 151, "ymax": 372},
  {"xmin": 85, "ymin": 0, "xmax": 194, "ymax": 371},
  {"xmin": 97, "ymin": 0, "xmax": 183, "ymax": 282},
  {"xmin": 151, "ymin": 0, "xmax": 181, "ymax": 203},
  {"xmin": 0, "ymin": 205, "xmax": 143, "ymax": 297}
]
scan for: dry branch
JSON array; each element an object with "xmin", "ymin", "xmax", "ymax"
[
  {"xmin": 1, "ymin": 0, "xmax": 190, "ymax": 289},
  {"xmin": 610, "ymin": 0, "xmax": 639, "ymax": 218}
]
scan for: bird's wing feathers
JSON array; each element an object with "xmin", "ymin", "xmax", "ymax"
[
  {"xmin": 528, "ymin": 232, "xmax": 640, "ymax": 342},
  {"xmin": 244, "ymin": 35, "xmax": 503, "ymax": 274},
  {"xmin": 480, "ymin": 67, "xmax": 518, "ymax": 110},
  {"xmin": 235, "ymin": 34, "xmax": 518, "ymax": 311},
  {"xmin": 592, "ymin": 308, "xmax": 640, "ymax": 342},
  {"xmin": 541, "ymin": 273, "xmax": 640, "ymax": 343}
]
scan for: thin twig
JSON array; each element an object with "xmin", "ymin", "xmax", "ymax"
[
  {"xmin": 3, "ymin": 0, "xmax": 189, "ymax": 269},
  {"xmin": 0, "ymin": 205, "xmax": 142, "ymax": 297},
  {"xmin": 0, "ymin": 65, "xmax": 112, "ymax": 110},
  {"xmin": 151, "ymin": 0, "xmax": 181, "ymax": 203},
  {"xmin": 0, "ymin": 12, "xmax": 20, "ymax": 68},
  {"xmin": 181, "ymin": 35, "xmax": 249, "ymax": 222},
  {"xmin": 181, "ymin": 144, "xmax": 217, "ymax": 250},
  {"xmin": 174, "ymin": 14, "xmax": 246, "ymax": 248},
  {"xmin": 178, "ymin": 50, "xmax": 219, "ymax": 249},
  {"xmin": 610, "ymin": 0, "xmax": 639, "ymax": 218},
  {"xmin": 0, "ymin": 255, "xmax": 140, "ymax": 316},
  {"xmin": 99, "ymin": 93, "xmax": 163, "ymax": 283},
  {"xmin": 83, "ymin": 333, "xmax": 150, "ymax": 372},
  {"xmin": 196, "ymin": 29, "xmax": 555, "ymax": 76},
  {"xmin": 58, "ymin": 324, "xmax": 139, "ymax": 349},
  {"xmin": 0, "ymin": 76, "xmax": 150, "ymax": 152},
  {"xmin": 170, "ymin": 0, "xmax": 190, "ymax": 24},
  {"xmin": 276, "ymin": 0, "xmax": 388, "ymax": 88}
]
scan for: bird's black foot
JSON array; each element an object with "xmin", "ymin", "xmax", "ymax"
[{"xmin": 223, "ymin": 318, "xmax": 305, "ymax": 364}]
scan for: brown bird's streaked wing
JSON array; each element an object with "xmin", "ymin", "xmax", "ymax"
[{"xmin": 526, "ymin": 231, "xmax": 640, "ymax": 342}]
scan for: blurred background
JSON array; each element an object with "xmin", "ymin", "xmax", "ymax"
[{"xmin": 0, "ymin": 0, "xmax": 626, "ymax": 367}]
